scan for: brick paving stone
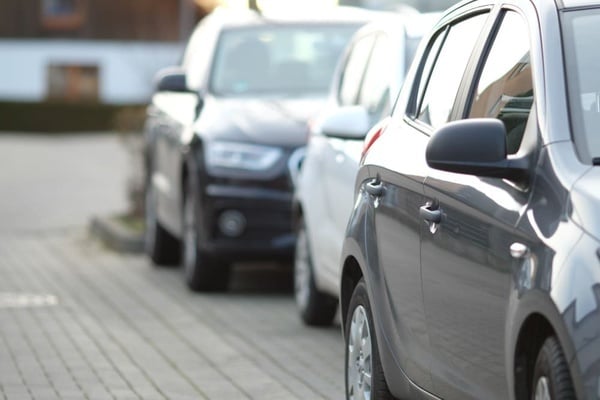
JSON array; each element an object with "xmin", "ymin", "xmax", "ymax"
[{"xmin": 0, "ymin": 134, "xmax": 347, "ymax": 400}]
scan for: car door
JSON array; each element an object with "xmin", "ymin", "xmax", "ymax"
[
  {"xmin": 307, "ymin": 33, "xmax": 377, "ymax": 286},
  {"xmin": 420, "ymin": 9, "xmax": 535, "ymax": 399},
  {"xmin": 323, "ymin": 32, "xmax": 398, "ymax": 286},
  {"xmin": 364, "ymin": 11, "xmax": 491, "ymax": 391}
]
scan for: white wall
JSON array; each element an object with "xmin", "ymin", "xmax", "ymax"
[{"xmin": 0, "ymin": 40, "xmax": 184, "ymax": 104}]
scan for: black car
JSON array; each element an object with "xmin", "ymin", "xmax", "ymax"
[
  {"xmin": 341, "ymin": 0, "xmax": 600, "ymax": 399},
  {"xmin": 144, "ymin": 7, "xmax": 369, "ymax": 291}
]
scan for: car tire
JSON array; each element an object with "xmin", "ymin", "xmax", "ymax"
[
  {"xmin": 182, "ymin": 177, "xmax": 230, "ymax": 292},
  {"xmin": 531, "ymin": 336, "xmax": 575, "ymax": 400},
  {"xmin": 294, "ymin": 217, "xmax": 337, "ymax": 326},
  {"xmin": 345, "ymin": 279, "xmax": 393, "ymax": 400},
  {"xmin": 145, "ymin": 178, "xmax": 180, "ymax": 266}
]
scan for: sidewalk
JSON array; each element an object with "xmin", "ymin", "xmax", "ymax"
[
  {"xmin": 0, "ymin": 133, "xmax": 130, "ymax": 235},
  {"xmin": 0, "ymin": 133, "xmax": 345, "ymax": 400}
]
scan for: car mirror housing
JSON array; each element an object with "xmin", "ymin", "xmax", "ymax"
[
  {"xmin": 154, "ymin": 67, "xmax": 191, "ymax": 93},
  {"xmin": 426, "ymin": 118, "xmax": 529, "ymax": 182},
  {"xmin": 320, "ymin": 106, "xmax": 371, "ymax": 140}
]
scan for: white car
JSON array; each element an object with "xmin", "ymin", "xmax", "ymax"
[{"xmin": 292, "ymin": 12, "xmax": 439, "ymax": 325}]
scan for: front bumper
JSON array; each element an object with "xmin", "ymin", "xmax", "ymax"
[{"xmin": 197, "ymin": 182, "xmax": 295, "ymax": 261}]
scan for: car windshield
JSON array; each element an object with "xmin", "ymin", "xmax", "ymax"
[
  {"xmin": 562, "ymin": 8, "xmax": 600, "ymax": 163},
  {"xmin": 210, "ymin": 24, "xmax": 358, "ymax": 97}
]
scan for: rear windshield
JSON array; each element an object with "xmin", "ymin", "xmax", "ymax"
[
  {"xmin": 210, "ymin": 24, "xmax": 359, "ymax": 97},
  {"xmin": 562, "ymin": 8, "xmax": 600, "ymax": 163}
]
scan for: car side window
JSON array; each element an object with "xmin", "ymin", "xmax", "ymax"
[
  {"xmin": 468, "ymin": 11, "xmax": 532, "ymax": 155},
  {"xmin": 409, "ymin": 29, "xmax": 445, "ymax": 118},
  {"xmin": 417, "ymin": 13, "xmax": 489, "ymax": 129},
  {"xmin": 338, "ymin": 34, "xmax": 376, "ymax": 106},
  {"xmin": 358, "ymin": 33, "xmax": 393, "ymax": 121}
]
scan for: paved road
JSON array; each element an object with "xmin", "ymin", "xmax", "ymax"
[{"xmin": 0, "ymin": 134, "xmax": 345, "ymax": 400}]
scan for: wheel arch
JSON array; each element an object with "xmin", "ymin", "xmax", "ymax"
[
  {"xmin": 180, "ymin": 135, "xmax": 204, "ymax": 204},
  {"xmin": 513, "ymin": 312, "xmax": 555, "ymax": 399},
  {"xmin": 340, "ymin": 255, "xmax": 364, "ymax": 338},
  {"xmin": 510, "ymin": 296, "xmax": 583, "ymax": 400}
]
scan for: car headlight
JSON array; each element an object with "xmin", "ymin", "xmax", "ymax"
[{"xmin": 205, "ymin": 141, "xmax": 283, "ymax": 171}]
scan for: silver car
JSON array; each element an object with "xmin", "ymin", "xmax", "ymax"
[{"xmin": 292, "ymin": 13, "xmax": 438, "ymax": 325}]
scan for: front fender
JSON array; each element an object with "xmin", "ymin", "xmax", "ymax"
[{"xmin": 506, "ymin": 227, "xmax": 599, "ymax": 400}]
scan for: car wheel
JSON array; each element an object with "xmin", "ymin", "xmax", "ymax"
[
  {"xmin": 531, "ymin": 336, "xmax": 575, "ymax": 400},
  {"xmin": 345, "ymin": 279, "xmax": 393, "ymax": 400},
  {"xmin": 182, "ymin": 177, "xmax": 230, "ymax": 292},
  {"xmin": 144, "ymin": 178, "xmax": 180, "ymax": 265},
  {"xmin": 294, "ymin": 217, "xmax": 337, "ymax": 326}
]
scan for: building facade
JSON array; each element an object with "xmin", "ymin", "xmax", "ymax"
[{"xmin": 0, "ymin": 0, "xmax": 203, "ymax": 105}]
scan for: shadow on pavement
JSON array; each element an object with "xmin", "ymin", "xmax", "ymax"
[{"xmin": 228, "ymin": 262, "xmax": 294, "ymax": 294}]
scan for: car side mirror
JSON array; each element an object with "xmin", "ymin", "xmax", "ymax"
[
  {"xmin": 320, "ymin": 106, "xmax": 371, "ymax": 139},
  {"xmin": 426, "ymin": 118, "xmax": 529, "ymax": 182},
  {"xmin": 154, "ymin": 67, "xmax": 190, "ymax": 93}
]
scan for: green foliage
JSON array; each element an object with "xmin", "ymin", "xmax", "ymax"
[{"xmin": 0, "ymin": 101, "xmax": 147, "ymax": 133}]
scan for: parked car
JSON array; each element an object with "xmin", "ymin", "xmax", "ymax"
[
  {"xmin": 143, "ymin": 7, "xmax": 371, "ymax": 291},
  {"xmin": 292, "ymin": 12, "xmax": 439, "ymax": 326},
  {"xmin": 341, "ymin": 0, "xmax": 600, "ymax": 399}
]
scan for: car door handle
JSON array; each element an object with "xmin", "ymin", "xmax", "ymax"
[
  {"xmin": 419, "ymin": 205, "xmax": 442, "ymax": 224},
  {"xmin": 365, "ymin": 180, "xmax": 384, "ymax": 197}
]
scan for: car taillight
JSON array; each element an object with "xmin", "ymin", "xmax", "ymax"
[{"xmin": 361, "ymin": 117, "xmax": 390, "ymax": 159}]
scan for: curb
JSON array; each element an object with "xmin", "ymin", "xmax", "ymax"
[{"xmin": 90, "ymin": 215, "xmax": 144, "ymax": 254}]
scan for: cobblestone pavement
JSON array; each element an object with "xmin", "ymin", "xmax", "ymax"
[{"xmin": 0, "ymin": 134, "xmax": 344, "ymax": 400}]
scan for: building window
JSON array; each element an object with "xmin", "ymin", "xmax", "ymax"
[
  {"xmin": 47, "ymin": 64, "xmax": 99, "ymax": 102},
  {"xmin": 41, "ymin": 0, "xmax": 86, "ymax": 31}
]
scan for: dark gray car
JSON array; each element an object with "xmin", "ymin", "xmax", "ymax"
[{"xmin": 340, "ymin": 0, "xmax": 600, "ymax": 399}]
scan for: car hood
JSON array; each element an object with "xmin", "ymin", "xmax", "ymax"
[
  {"xmin": 570, "ymin": 167, "xmax": 600, "ymax": 241},
  {"xmin": 194, "ymin": 96, "xmax": 326, "ymax": 149}
]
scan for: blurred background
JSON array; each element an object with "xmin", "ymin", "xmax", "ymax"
[{"xmin": 0, "ymin": 0, "xmax": 457, "ymax": 133}]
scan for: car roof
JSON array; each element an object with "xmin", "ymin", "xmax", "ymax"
[
  {"xmin": 445, "ymin": 0, "xmax": 600, "ymax": 14},
  {"xmin": 208, "ymin": 5, "xmax": 386, "ymax": 30},
  {"xmin": 557, "ymin": 0, "xmax": 600, "ymax": 8},
  {"xmin": 342, "ymin": 10, "xmax": 442, "ymax": 41}
]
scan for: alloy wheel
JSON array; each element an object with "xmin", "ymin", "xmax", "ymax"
[{"xmin": 347, "ymin": 305, "xmax": 373, "ymax": 400}]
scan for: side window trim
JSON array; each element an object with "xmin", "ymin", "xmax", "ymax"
[
  {"xmin": 461, "ymin": 9, "xmax": 507, "ymax": 119},
  {"xmin": 417, "ymin": 11, "xmax": 492, "ymax": 129},
  {"xmin": 449, "ymin": 6, "xmax": 502, "ymax": 121},
  {"xmin": 406, "ymin": 26, "xmax": 449, "ymax": 119},
  {"xmin": 466, "ymin": 8, "xmax": 534, "ymax": 155}
]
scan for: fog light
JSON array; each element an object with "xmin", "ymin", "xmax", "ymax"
[{"xmin": 218, "ymin": 210, "xmax": 246, "ymax": 237}]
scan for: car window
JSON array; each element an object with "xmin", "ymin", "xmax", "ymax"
[
  {"xmin": 469, "ymin": 11, "xmax": 532, "ymax": 155},
  {"xmin": 338, "ymin": 34, "xmax": 377, "ymax": 106},
  {"xmin": 210, "ymin": 25, "xmax": 358, "ymax": 96},
  {"xmin": 562, "ymin": 8, "xmax": 600, "ymax": 163},
  {"xmin": 358, "ymin": 34, "xmax": 393, "ymax": 120},
  {"xmin": 409, "ymin": 29, "xmax": 445, "ymax": 118},
  {"xmin": 417, "ymin": 13, "xmax": 489, "ymax": 129}
]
